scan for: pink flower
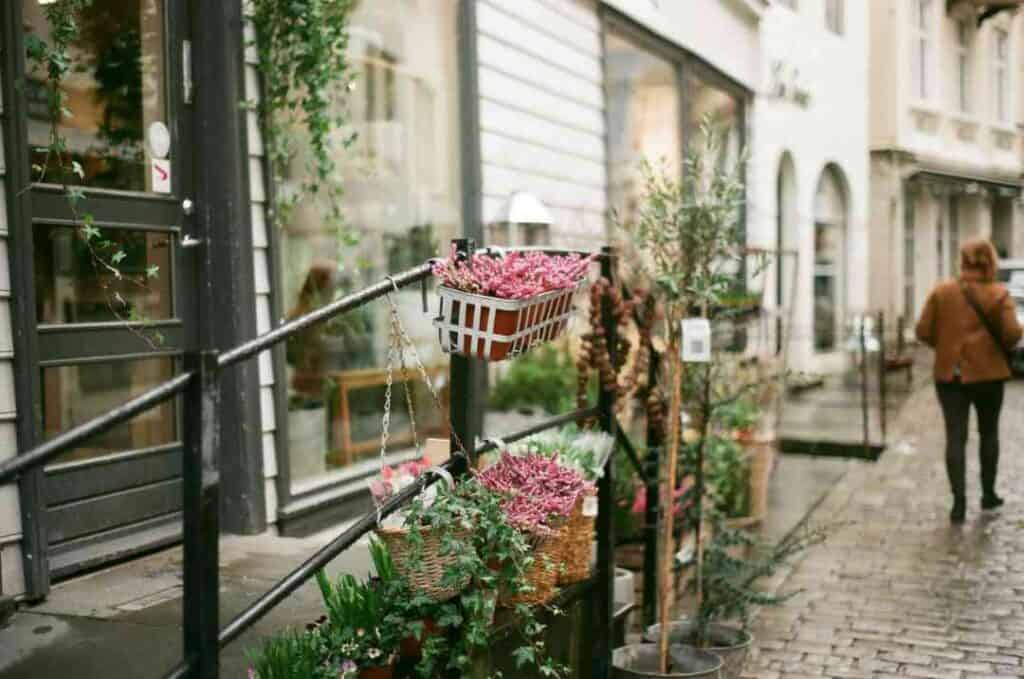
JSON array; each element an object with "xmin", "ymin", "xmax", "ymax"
[
  {"xmin": 631, "ymin": 477, "xmax": 694, "ymax": 516},
  {"xmin": 478, "ymin": 452, "xmax": 591, "ymax": 535},
  {"xmin": 340, "ymin": 659, "xmax": 358, "ymax": 677},
  {"xmin": 433, "ymin": 249, "xmax": 593, "ymax": 299}
]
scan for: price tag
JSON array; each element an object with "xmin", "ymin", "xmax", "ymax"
[
  {"xmin": 681, "ymin": 318, "xmax": 711, "ymax": 363},
  {"xmin": 423, "ymin": 438, "xmax": 450, "ymax": 466},
  {"xmin": 583, "ymin": 495, "xmax": 599, "ymax": 517}
]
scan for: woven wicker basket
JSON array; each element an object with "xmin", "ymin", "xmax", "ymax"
[
  {"xmin": 376, "ymin": 525, "xmax": 470, "ymax": 602},
  {"xmin": 499, "ymin": 533, "xmax": 562, "ymax": 607},
  {"xmin": 557, "ymin": 490, "xmax": 596, "ymax": 585},
  {"xmin": 433, "ymin": 283, "xmax": 581, "ymax": 361}
]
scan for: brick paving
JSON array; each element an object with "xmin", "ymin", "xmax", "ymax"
[{"xmin": 743, "ymin": 379, "xmax": 1024, "ymax": 678}]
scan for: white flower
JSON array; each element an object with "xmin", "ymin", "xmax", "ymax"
[{"xmin": 367, "ymin": 648, "xmax": 381, "ymax": 659}]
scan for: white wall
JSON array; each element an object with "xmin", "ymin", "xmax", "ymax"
[
  {"xmin": 751, "ymin": 0, "xmax": 870, "ymax": 374},
  {"xmin": 476, "ymin": 0, "xmax": 607, "ymax": 248},
  {"xmin": 0, "ymin": 62, "xmax": 25, "ymax": 597},
  {"xmin": 242, "ymin": 4, "xmax": 280, "ymax": 526}
]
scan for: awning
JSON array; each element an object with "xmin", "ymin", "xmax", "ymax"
[{"xmin": 908, "ymin": 168, "xmax": 1021, "ymax": 197}]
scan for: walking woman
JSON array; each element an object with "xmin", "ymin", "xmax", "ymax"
[{"xmin": 916, "ymin": 239, "xmax": 1022, "ymax": 523}]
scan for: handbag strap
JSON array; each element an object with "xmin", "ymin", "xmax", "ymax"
[{"xmin": 959, "ymin": 281, "xmax": 1011, "ymax": 360}]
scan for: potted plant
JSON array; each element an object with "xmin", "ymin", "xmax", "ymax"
[
  {"xmin": 509, "ymin": 427, "xmax": 615, "ymax": 584},
  {"xmin": 477, "ymin": 451, "xmax": 591, "ymax": 605},
  {"xmin": 393, "ymin": 478, "xmax": 570, "ymax": 677},
  {"xmin": 611, "ymin": 117, "xmax": 751, "ymax": 676},
  {"xmin": 432, "ymin": 248, "xmax": 592, "ymax": 361},
  {"xmin": 646, "ymin": 523, "xmax": 832, "ymax": 679}
]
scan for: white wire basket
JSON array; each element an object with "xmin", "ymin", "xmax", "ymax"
[{"xmin": 433, "ymin": 282, "xmax": 584, "ymax": 361}]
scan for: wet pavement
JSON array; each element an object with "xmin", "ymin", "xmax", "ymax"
[{"xmin": 744, "ymin": 378, "xmax": 1024, "ymax": 678}]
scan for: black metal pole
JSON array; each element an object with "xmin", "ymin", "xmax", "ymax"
[
  {"xmin": 878, "ymin": 311, "xmax": 887, "ymax": 445},
  {"xmin": 448, "ymin": 238, "xmax": 480, "ymax": 476},
  {"xmin": 182, "ymin": 352, "xmax": 221, "ymax": 679},
  {"xmin": 594, "ymin": 246, "xmax": 617, "ymax": 678},
  {"xmin": 642, "ymin": 350, "xmax": 661, "ymax": 629},
  {"xmin": 860, "ymin": 317, "xmax": 870, "ymax": 459}
]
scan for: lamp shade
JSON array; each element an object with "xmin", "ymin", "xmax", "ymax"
[{"xmin": 497, "ymin": 191, "xmax": 553, "ymax": 225}]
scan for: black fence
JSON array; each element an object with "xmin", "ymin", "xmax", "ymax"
[{"xmin": 0, "ymin": 241, "xmax": 658, "ymax": 679}]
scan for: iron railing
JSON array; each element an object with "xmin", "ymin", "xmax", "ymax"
[{"xmin": 0, "ymin": 241, "xmax": 656, "ymax": 679}]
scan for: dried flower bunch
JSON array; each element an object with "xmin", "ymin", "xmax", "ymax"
[
  {"xmin": 432, "ymin": 248, "xmax": 592, "ymax": 299},
  {"xmin": 478, "ymin": 452, "xmax": 591, "ymax": 536}
]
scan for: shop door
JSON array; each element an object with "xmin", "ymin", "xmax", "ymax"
[{"xmin": 20, "ymin": 0, "xmax": 194, "ymax": 578}]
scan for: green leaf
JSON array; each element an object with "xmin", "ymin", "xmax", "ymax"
[
  {"xmin": 146, "ymin": 265, "xmax": 160, "ymax": 280},
  {"xmin": 110, "ymin": 250, "xmax": 126, "ymax": 265}
]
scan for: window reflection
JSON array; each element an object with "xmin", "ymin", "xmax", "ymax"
[
  {"xmin": 280, "ymin": 0, "xmax": 459, "ymax": 485},
  {"xmin": 686, "ymin": 69, "xmax": 742, "ymax": 171},
  {"xmin": 23, "ymin": 0, "xmax": 167, "ymax": 192},
  {"xmin": 42, "ymin": 357, "xmax": 177, "ymax": 466},
  {"xmin": 34, "ymin": 225, "xmax": 173, "ymax": 325},
  {"xmin": 605, "ymin": 31, "xmax": 681, "ymax": 226}
]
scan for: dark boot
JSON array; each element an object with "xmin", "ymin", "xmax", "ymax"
[
  {"xmin": 951, "ymin": 496, "xmax": 966, "ymax": 523},
  {"xmin": 981, "ymin": 493, "xmax": 1004, "ymax": 511}
]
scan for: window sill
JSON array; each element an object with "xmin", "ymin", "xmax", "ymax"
[{"xmin": 950, "ymin": 113, "xmax": 980, "ymax": 142}]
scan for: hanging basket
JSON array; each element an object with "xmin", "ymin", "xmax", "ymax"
[
  {"xmin": 375, "ymin": 525, "xmax": 471, "ymax": 603},
  {"xmin": 557, "ymin": 489, "xmax": 597, "ymax": 585},
  {"xmin": 433, "ymin": 283, "xmax": 582, "ymax": 361},
  {"xmin": 499, "ymin": 533, "xmax": 562, "ymax": 607}
]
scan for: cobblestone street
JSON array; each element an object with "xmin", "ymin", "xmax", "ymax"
[{"xmin": 744, "ymin": 379, "xmax": 1024, "ymax": 678}]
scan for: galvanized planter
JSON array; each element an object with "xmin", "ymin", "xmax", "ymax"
[
  {"xmin": 612, "ymin": 643, "xmax": 722, "ymax": 678},
  {"xmin": 645, "ymin": 621, "xmax": 752, "ymax": 679}
]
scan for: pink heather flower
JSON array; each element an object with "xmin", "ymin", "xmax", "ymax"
[
  {"xmin": 478, "ymin": 452, "xmax": 591, "ymax": 536},
  {"xmin": 631, "ymin": 477, "xmax": 694, "ymax": 516},
  {"xmin": 433, "ymin": 248, "xmax": 593, "ymax": 299}
]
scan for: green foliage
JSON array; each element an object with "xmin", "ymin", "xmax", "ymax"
[
  {"xmin": 28, "ymin": 0, "xmax": 161, "ymax": 345},
  {"xmin": 690, "ymin": 523, "xmax": 834, "ymax": 645},
  {"xmin": 400, "ymin": 481, "xmax": 567, "ymax": 678},
  {"xmin": 247, "ymin": 628, "xmax": 329, "ymax": 679},
  {"xmin": 490, "ymin": 345, "xmax": 585, "ymax": 415},
  {"xmin": 715, "ymin": 398, "xmax": 760, "ymax": 432},
  {"xmin": 249, "ymin": 0, "xmax": 358, "ymax": 237},
  {"xmin": 681, "ymin": 436, "xmax": 749, "ymax": 520}
]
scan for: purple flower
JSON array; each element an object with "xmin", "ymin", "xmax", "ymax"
[{"xmin": 339, "ymin": 659, "xmax": 358, "ymax": 677}]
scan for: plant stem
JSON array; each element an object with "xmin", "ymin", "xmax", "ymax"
[
  {"xmin": 694, "ymin": 361, "xmax": 712, "ymax": 646},
  {"xmin": 658, "ymin": 332, "xmax": 684, "ymax": 674}
]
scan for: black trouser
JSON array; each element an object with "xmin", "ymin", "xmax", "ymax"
[{"xmin": 935, "ymin": 379, "xmax": 1005, "ymax": 501}]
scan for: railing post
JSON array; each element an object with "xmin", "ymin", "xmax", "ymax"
[
  {"xmin": 594, "ymin": 247, "xmax": 617, "ymax": 678},
  {"xmin": 877, "ymin": 311, "xmax": 887, "ymax": 445},
  {"xmin": 183, "ymin": 351, "xmax": 221, "ymax": 679},
  {"xmin": 448, "ymin": 238, "xmax": 480, "ymax": 476},
  {"xmin": 859, "ymin": 316, "xmax": 870, "ymax": 459},
  {"xmin": 642, "ymin": 350, "xmax": 661, "ymax": 629}
]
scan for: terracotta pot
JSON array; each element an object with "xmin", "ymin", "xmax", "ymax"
[
  {"xmin": 358, "ymin": 663, "xmax": 395, "ymax": 679},
  {"xmin": 399, "ymin": 618, "xmax": 440, "ymax": 659},
  {"xmin": 454, "ymin": 296, "xmax": 567, "ymax": 360}
]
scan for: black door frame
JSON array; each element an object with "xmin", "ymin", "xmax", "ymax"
[{"xmin": 2, "ymin": 0, "xmax": 264, "ymax": 600}]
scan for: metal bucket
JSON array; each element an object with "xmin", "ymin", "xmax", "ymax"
[
  {"xmin": 611, "ymin": 644, "xmax": 722, "ymax": 678},
  {"xmin": 645, "ymin": 621, "xmax": 752, "ymax": 679}
]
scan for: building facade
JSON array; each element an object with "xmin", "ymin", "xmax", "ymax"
[
  {"xmin": 0, "ymin": 0, "xmax": 764, "ymax": 600},
  {"xmin": 751, "ymin": 0, "xmax": 870, "ymax": 376},
  {"xmin": 868, "ymin": 0, "xmax": 1024, "ymax": 327}
]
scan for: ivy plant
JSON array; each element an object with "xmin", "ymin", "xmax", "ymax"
[
  {"xmin": 26, "ymin": 0, "xmax": 162, "ymax": 345},
  {"xmin": 399, "ymin": 480, "xmax": 568, "ymax": 678},
  {"xmin": 248, "ymin": 0, "xmax": 358, "ymax": 240}
]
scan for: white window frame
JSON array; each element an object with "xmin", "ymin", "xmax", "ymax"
[
  {"xmin": 993, "ymin": 27, "xmax": 1010, "ymax": 123},
  {"xmin": 776, "ymin": 0, "xmax": 797, "ymax": 9},
  {"xmin": 825, "ymin": 0, "xmax": 844, "ymax": 35},
  {"xmin": 955, "ymin": 19, "xmax": 972, "ymax": 114},
  {"xmin": 911, "ymin": 0, "xmax": 934, "ymax": 102}
]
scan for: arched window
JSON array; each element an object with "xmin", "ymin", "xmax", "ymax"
[{"xmin": 813, "ymin": 166, "xmax": 848, "ymax": 351}]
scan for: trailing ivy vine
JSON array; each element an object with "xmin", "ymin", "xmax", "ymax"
[
  {"xmin": 26, "ymin": 0, "xmax": 162, "ymax": 345},
  {"xmin": 249, "ymin": 0, "xmax": 358, "ymax": 239}
]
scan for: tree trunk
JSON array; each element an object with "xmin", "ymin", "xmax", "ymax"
[{"xmin": 658, "ymin": 335, "xmax": 684, "ymax": 673}]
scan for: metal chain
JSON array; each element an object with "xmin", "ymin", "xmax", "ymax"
[
  {"xmin": 378, "ymin": 301, "xmax": 399, "ymax": 466},
  {"xmin": 383, "ymin": 279, "xmax": 470, "ymax": 460},
  {"xmin": 390, "ymin": 296, "xmax": 421, "ymax": 456}
]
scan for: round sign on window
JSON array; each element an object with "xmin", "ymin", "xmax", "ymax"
[{"xmin": 148, "ymin": 122, "xmax": 171, "ymax": 160}]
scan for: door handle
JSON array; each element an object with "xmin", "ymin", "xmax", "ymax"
[{"xmin": 181, "ymin": 235, "xmax": 202, "ymax": 249}]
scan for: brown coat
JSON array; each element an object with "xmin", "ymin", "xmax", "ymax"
[{"xmin": 915, "ymin": 272, "xmax": 1023, "ymax": 383}]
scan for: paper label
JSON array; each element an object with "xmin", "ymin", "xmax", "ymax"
[
  {"xmin": 681, "ymin": 318, "xmax": 711, "ymax": 363},
  {"xmin": 583, "ymin": 495, "xmax": 599, "ymax": 517},
  {"xmin": 151, "ymin": 158, "xmax": 172, "ymax": 194},
  {"xmin": 148, "ymin": 121, "xmax": 171, "ymax": 159}
]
